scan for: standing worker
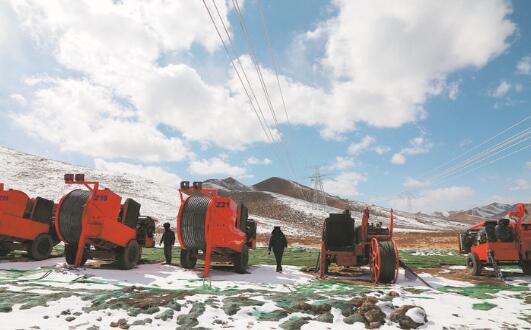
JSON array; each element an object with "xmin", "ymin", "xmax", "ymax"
[
  {"xmin": 160, "ymin": 222, "xmax": 175, "ymax": 264},
  {"xmin": 268, "ymin": 226, "xmax": 288, "ymax": 272}
]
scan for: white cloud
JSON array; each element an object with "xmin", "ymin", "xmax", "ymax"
[
  {"xmin": 287, "ymin": 0, "xmax": 515, "ymax": 137},
  {"xmin": 322, "ymin": 171, "xmax": 366, "ymax": 198},
  {"xmin": 10, "ymin": 93, "xmax": 26, "ymax": 105},
  {"xmin": 4, "ymin": 0, "xmax": 516, "ymax": 157},
  {"xmin": 491, "ymin": 80, "xmax": 511, "ymax": 97},
  {"xmin": 390, "ymin": 186, "xmax": 475, "ymax": 213},
  {"xmin": 391, "ymin": 153, "xmax": 406, "ymax": 165},
  {"xmin": 94, "ymin": 159, "xmax": 181, "ymax": 186},
  {"xmin": 328, "ymin": 156, "xmax": 356, "ymax": 170},
  {"xmin": 189, "ymin": 157, "xmax": 247, "ymax": 178},
  {"xmin": 514, "ymin": 83, "xmax": 523, "ymax": 92},
  {"xmin": 447, "ymin": 81, "xmax": 460, "ymax": 100},
  {"xmin": 347, "ymin": 135, "xmax": 375, "ymax": 155},
  {"xmin": 527, "ymin": 161, "xmax": 531, "ymax": 170},
  {"xmin": 8, "ymin": 0, "xmax": 274, "ymax": 152},
  {"xmin": 403, "ymin": 177, "xmax": 430, "ymax": 188},
  {"xmin": 391, "ymin": 134, "xmax": 432, "ymax": 165},
  {"xmin": 10, "ymin": 79, "xmax": 189, "ymax": 162},
  {"xmin": 510, "ymin": 178, "xmax": 529, "ymax": 191},
  {"xmin": 516, "ymin": 55, "xmax": 531, "ymax": 75},
  {"xmin": 246, "ymin": 156, "xmax": 272, "ymax": 165},
  {"xmin": 373, "ymin": 145, "xmax": 391, "ymax": 155}
]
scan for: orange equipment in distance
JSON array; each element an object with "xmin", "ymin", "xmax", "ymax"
[{"xmin": 0, "ymin": 183, "xmax": 58, "ymax": 260}]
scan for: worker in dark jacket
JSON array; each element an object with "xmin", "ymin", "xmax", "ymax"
[
  {"xmin": 268, "ymin": 226, "xmax": 288, "ymax": 272},
  {"xmin": 160, "ymin": 223, "xmax": 175, "ymax": 264}
]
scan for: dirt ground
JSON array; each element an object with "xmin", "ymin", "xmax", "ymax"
[{"xmin": 258, "ymin": 231, "xmax": 459, "ymax": 249}]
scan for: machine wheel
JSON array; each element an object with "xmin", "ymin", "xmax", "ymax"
[
  {"xmin": 233, "ymin": 245, "xmax": 249, "ymax": 274},
  {"xmin": 0, "ymin": 245, "xmax": 11, "ymax": 257},
  {"xmin": 521, "ymin": 260, "xmax": 531, "ymax": 275},
  {"xmin": 323, "ymin": 258, "xmax": 330, "ymax": 274},
  {"xmin": 370, "ymin": 239, "xmax": 398, "ymax": 284},
  {"xmin": 180, "ymin": 249, "xmax": 197, "ymax": 269},
  {"xmin": 118, "ymin": 240, "xmax": 140, "ymax": 270},
  {"xmin": 466, "ymin": 252, "xmax": 482, "ymax": 276},
  {"xmin": 64, "ymin": 243, "xmax": 88, "ymax": 266},
  {"xmin": 28, "ymin": 234, "xmax": 53, "ymax": 260}
]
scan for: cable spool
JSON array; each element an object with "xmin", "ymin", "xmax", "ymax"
[
  {"xmin": 371, "ymin": 239, "xmax": 397, "ymax": 284},
  {"xmin": 58, "ymin": 189, "xmax": 91, "ymax": 243},
  {"xmin": 180, "ymin": 195, "xmax": 211, "ymax": 250},
  {"xmin": 378, "ymin": 241, "xmax": 397, "ymax": 283}
]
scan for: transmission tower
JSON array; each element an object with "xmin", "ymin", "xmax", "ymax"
[{"xmin": 307, "ymin": 166, "xmax": 328, "ymax": 207}]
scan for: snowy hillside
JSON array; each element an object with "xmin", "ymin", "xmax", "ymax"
[
  {"xmin": 0, "ymin": 146, "xmax": 466, "ymax": 237},
  {"xmin": 0, "ymin": 147, "xmax": 180, "ymax": 224},
  {"xmin": 462, "ymin": 202, "xmax": 514, "ymax": 219}
]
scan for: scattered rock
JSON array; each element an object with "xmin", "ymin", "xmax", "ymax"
[
  {"xmin": 390, "ymin": 305, "xmax": 428, "ymax": 329},
  {"xmin": 110, "ymin": 318, "xmax": 129, "ymax": 329},
  {"xmin": 154, "ymin": 309, "xmax": 174, "ymax": 321},
  {"xmin": 343, "ymin": 313, "xmax": 364, "ymax": 324},
  {"xmin": 43, "ymin": 315, "xmax": 49, "ymax": 319},
  {"xmin": 388, "ymin": 291, "xmax": 400, "ymax": 297},
  {"xmin": 316, "ymin": 312, "xmax": 334, "ymax": 323},
  {"xmin": 65, "ymin": 316, "xmax": 76, "ymax": 322},
  {"xmin": 73, "ymin": 311, "xmax": 82, "ymax": 316},
  {"xmin": 61, "ymin": 309, "xmax": 71, "ymax": 315},
  {"xmin": 86, "ymin": 326, "xmax": 99, "ymax": 330},
  {"xmin": 279, "ymin": 316, "xmax": 310, "ymax": 330}
]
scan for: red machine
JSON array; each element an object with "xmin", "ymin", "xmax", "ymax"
[
  {"xmin": 55, "ymin": 174, "xmax": 155, "ymax": 269},
  {"xmin": 319, "ymin": 207, "xmax": 399, "ymax": 284},
  {"xmin": 176, "ymin": 181, "xmax": 256, "ymax": 277},
  {"xmin": 0, "ymin": 183, "xmax": 57, "ymax": 260},
  {"xmin": 459, "ymin": 203, "xmax": 530, "ymax": 278}
]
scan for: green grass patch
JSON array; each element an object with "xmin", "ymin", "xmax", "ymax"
[
  {"xmin": 472, "ymin": 302, "xmax": 497, "ymax": 311},
  {"xmin": 438, "ymin": 285, "xmax": 529, "ymax": 299},
  {"xmin": 398, "ymin": 249, "xmax": 465, "ymax": 268}
]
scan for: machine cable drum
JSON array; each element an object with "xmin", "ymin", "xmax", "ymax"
[
  {"xmin": 378, "ymin": 241, "xmax": 397, "ymax": 283},
  {"xmin": 58, "ymin": 189, "xmax": 91, "ymax": 243},
  {"xmin": 180, "ymin": 196, "xmax": 210, "ymax": 250}
]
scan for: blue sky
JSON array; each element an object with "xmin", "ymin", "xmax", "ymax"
[{"xmin": 0, "ymin": 0, "xmax": 529, "ymax": 213}]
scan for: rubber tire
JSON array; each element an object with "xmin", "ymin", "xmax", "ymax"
[
  {"xmin": 28, "ymin": 233, "xmax": 53, "ymax": 261},
  {"xmin": 64, "ymin": 243, "xmax": 88, "ymax": 266},
  {"xmin": 233, "ymin": 245, "xmax": 249, "ymax": 274},
  {"xmin": 376, "ymin": 241, "xmax": 397, "ymax": 284},
  {"xmin": 467, "ymin": 252, "xmax": 482, "ymax": 276},
  {"xmin": 0, "ymin": 246, "xmax": 11, "ymax": 257},
  {"xmin": 118, "ymin": 240, "xmax": 140, "ymax": 270},
  {"xmin": 180, "ymin": 249, "xmax": 197, "ymax": 269},
  {"xmin": 521, "ymin": 261, "xmax": 531, "ymax": 275}
]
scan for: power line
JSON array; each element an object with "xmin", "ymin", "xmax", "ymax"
[
  {"xmin": 257, "ymin": 0, "xmax": 289, "ymax": 122},
  {"xmin": 202, "ymin": 0, "xmax": 308, "ymax": 202},
  {"xmin": 231, "ymin": 0, "xmax": 280, "ymax": 126},
  {"xmin": 201, "ymin": 0, "xmax": 274, "ymax": 146},
  {"xmin": 427, "ymin": 127, "xmax": 530, "ymax": 182},
  {"xmin": 383, "ymin": 114, "xmax": 531, "ymax": 203},
  {"xmin": 210, "ymin": 0, "xmax": 276, "ymax": 144},
  {"xmin": 420, "ymin": 114, "xmax": 530, "ymax": 179}
]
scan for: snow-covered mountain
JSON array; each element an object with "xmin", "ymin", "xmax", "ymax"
[
  {"xmin": 0, "ymin": 146, "xmax": 467, "ymax": 237},
  {"xmin": 0, "ymin": 146, "xmax": 180, "ymax": 224},
  {"xmin": 448, "ymin": 202, "xmax": 516, "ymax": 221},
  {"xmin": 203, "ymin": 177, "xmax": 254, "ymax": 192},
  {"xmin": 463, "ymin": 202, "xmax": 514, "ymax": 219}
]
